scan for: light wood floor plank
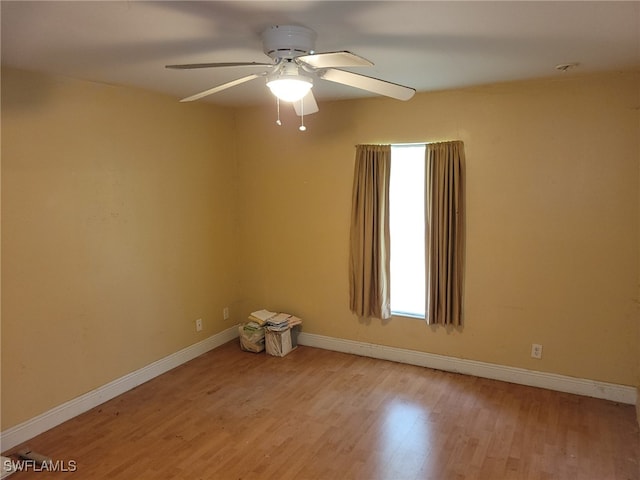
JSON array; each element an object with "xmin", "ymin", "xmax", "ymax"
[{"xmin": 3, "ymin": 341, "xmax": 639, "ymax": 479}]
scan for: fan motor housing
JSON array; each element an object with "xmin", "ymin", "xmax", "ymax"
[{"xmin": 262, "ymin": 25, "xmax": 316, "ymax": 59}]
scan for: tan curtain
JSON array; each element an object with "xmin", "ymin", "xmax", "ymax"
[
  {"xmin": 425, "ymin": 141, "xmax": 466, "ymax": 326},
  {"xmin": 349, "ymin": 144, "xmax": 392, "ymax": 319}
]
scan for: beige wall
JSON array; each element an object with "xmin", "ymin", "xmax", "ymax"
[
  {"xmin": 1, "ymin": 68, "xmax": 240, "ymax": 429},
  {"xmin": 2, "ymin": 67, "xmax": 639, "ymax": 431},
  {"xmin": 235, "ymin": 71, "xmax": 640, "ymax": 387}
]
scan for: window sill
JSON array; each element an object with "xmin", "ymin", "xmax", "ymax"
[{"xmin": 391, "ymin": 311, "xmax": 425, "ymax": 320}]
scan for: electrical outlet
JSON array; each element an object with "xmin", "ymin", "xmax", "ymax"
[
  {"xmin": 531, "ymin": 343, "xmax": 543, "ymax": 359},
  {"xmin": 223, "ymin": 307, "xmax": 229, "ymax": 320},
  {"xmin": 195, "ymin": 318, "xmax": 203, "ymax": 332}
]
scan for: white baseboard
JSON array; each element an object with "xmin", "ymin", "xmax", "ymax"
[
  {"xmin": 0, "ymin": 326, "xmax": 239, "ymax": 452},
  {"xmin": 297, "ymin": 332, "xmax": 637, "ymax": 405}
]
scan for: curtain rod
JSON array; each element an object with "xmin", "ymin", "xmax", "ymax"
[
  {"xmin": 354, "ymin": 142, "xmax": 425, "ymax": 148},
  {"xmin": 355, "ymin": 141, "xmax": 461, "ymax": 147}
]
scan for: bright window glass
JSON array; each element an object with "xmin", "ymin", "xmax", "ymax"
[{"xmin": 390, "ymin": 145, "xmax": 426, "ymax": 318}]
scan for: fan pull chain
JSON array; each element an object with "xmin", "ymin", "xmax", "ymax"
[
  {"xmin": 275, "ymin": 97, "xmax": 282, "ymax": 126},
  {"xmin": 299, "ymin": 98, "xmax": 306, "ymax": 131}
]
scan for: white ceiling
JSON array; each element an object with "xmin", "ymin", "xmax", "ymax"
[{"xmin": 2, "ymin": 1, "xmax": 639, "ymax": 107}]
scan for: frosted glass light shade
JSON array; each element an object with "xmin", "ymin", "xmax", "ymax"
[{"xmin": 267, "ymin": 76, "xmax": 312, "ymax": 102}]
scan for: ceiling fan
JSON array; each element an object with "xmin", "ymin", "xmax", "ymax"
[{"xmin": 166, "ymin": 25, "xmax": 415, "ymax": 127}]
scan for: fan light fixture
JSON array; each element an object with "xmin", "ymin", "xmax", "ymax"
[
  {"xmin": 267, "ymin": 61, "xmax": 313, "ymax": 102},
  {"xmin": 267, "ymin": 74, "xmax": 312, "ymax": 102}
]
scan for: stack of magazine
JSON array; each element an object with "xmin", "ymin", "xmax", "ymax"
[
  {"xmin": 247, "ymin": 309, "xmax": 302, "ymax": 331},
  {"xmin": 238, "ymin": 321, "xmax": 265, "ymax": 353},
  {"xmin": 265, "ymin": 313, "xmax": 302, "ymax": 332},
  {"xmin": 247, "ymin": 309, "xmax": 277, "ymax": 326},
  {"xmin": 241, "ymin": 309, "xmax": 303, "ymax": 357}
]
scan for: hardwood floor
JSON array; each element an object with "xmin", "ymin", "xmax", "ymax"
[{"xmin": 3, "ymin": 341, "xmax": 639, "ymax": 479}]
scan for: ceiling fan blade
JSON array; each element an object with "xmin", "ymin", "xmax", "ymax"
[
  {"xmin": 296, "ymin": 51, "xmax": 373, "ymax": 69},
  {"xmin": 180, "ymin": 74, "xmax": 263, "ymax": 102},
  {"xmin": 293, "ymin": 90, "xmax": 319, "ymax": 116},
  {"xmin": 320, "ymin": 68, "xmax": 415, "ymax": 101},
  {"xmin": 167, "ymin": 62, "xmax": 272, "ymax": 70}
]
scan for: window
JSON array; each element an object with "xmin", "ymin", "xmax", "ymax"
[
  {"xmin": 349, "ymin": 141, "xmax": 465, "ymax": 325},
  {"xmin": 389, "ymin": 144, "xmax": 426, "ymax": 318}
]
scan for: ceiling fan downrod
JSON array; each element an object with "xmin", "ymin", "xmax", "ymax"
[{"xmin": 262, "ymin": 25, "xmax": 317, "ymax": 60}]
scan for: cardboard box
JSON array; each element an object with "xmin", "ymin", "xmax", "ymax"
[{"xmin": 265, "ymin": 326, "xmax": 300, "ymax": 357}]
